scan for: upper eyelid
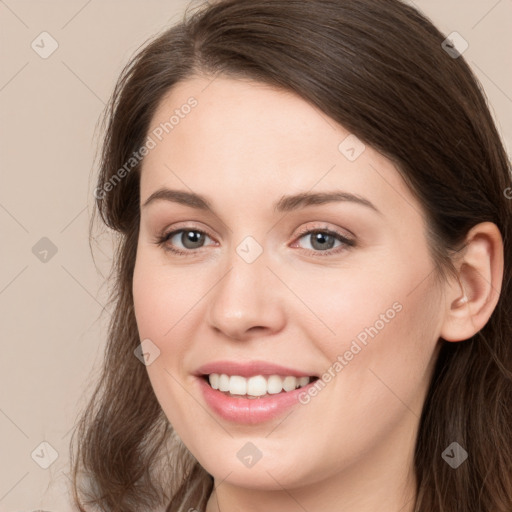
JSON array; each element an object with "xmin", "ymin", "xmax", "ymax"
[
  {"xmin": 162, "ymin": 223, "xmax": 216, "ymax": 241},
  {"xmin": 162, "ymin": 215, "xmax": 352, "ymax": 232},
  {"xmin": 161, "ymin": 224, "xmax": 353, "ymax": 247},
  {"xmin": 161, "ymin": 222, "xmax": 349, "ymax": 237}
]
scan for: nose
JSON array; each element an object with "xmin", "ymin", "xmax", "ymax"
[{"xmin": 206, "ymin": 246, "xmax": 287, "ymax": 342}]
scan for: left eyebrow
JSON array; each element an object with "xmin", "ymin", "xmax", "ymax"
[
  {"xmin": 274, "ymin": 190, "xmax": 382, "ymax": 216},
  {"xmin": 141, "ymin": 188, "xmax": 382, "ymax": 216}
]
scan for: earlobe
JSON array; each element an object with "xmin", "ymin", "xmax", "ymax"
[{"xmin": 439, "ymin": 222, "xmax": 504, "ymax": 343}]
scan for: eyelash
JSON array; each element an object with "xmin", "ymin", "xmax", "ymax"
[{"xmin": 154, "ymin": 224, "xmax": 356, "ymax": 258}]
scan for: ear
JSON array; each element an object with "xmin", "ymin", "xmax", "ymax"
[{"xmin": 440, "ymin": 221, "xmax": 504, "ymax": 342}]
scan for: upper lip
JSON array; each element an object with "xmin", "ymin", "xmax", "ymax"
[{"xmin": 195, "ymin": 360, "xmax": 318, "ymax": 378}]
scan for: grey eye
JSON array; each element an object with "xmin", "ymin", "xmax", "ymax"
[
  {"xmin": 170, "ymin": 230, "xmax": 210, "ymax": 250},
  {"xmin": 298, "ymin": 231, "xmax": 342, "ymax": 251}
]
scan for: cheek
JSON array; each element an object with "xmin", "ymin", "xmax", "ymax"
[
  {"xmin": 132, "ymin": 250, "xmax": 206, "ymax": 344},
  {"xmin": 294, "ymin": 249, "xmax": 441, "ymax": 419},
  {"xmin": 132, "ymin": 254, "xmax": 203, "ymax": 432},
  {"xmin": 285, "ymin": 279, "xmax": 441, "ymax": 480},
  {"xmin": 132, "ymin": 251, "xmax": 212, "ymax": 410},
  {"xmin": 303, "ymin": 238, "xmax": 440, "ymax": 367},
  {"xmin": 280, "ymin": 257, "xmax": 405, "ymax": 352},
  {"xmin": 318, "ymin": 273, "xmax": 440, "ymax": 432}
]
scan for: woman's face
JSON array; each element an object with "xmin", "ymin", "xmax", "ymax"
[{"xmin": 133, "ymin": 75, "xmax": 445, "ymax": 491}]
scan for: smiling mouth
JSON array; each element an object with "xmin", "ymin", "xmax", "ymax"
[{"xmin": 202, "ymin": 373, "xmax": 319, "ymax": 399}]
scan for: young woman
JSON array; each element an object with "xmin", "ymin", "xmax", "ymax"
[{"xmin": 70, "ymin": 0, "xmax": 512, "ymax": 511}]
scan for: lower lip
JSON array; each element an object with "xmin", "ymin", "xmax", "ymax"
[{"xmin": 196, "ymin": 376, "xmax": 317, "ymax": 424}]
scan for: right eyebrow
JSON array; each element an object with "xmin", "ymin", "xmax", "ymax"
[{"xmin": 142, "ymin": 188, "xmax": 212, "ymax": 210}]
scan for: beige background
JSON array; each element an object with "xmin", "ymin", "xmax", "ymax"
[{"xmin": 0, "ymin": 1, "xmax": 510, "ymax": 510}]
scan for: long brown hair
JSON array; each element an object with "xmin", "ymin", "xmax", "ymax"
[{"xmin": 70, "ymin": 0, "xmax": 512, "ymax": 510}]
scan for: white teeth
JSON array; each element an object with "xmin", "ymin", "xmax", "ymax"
[
  {"xmin": 207, "ymin": 373, "xmax": 313, "ymax": 397},
  {"xmin": 218, "ymin": 374, "xmax": 230, "ymax": 392},
  {"xmin": 298, "ymin": 376, "xmax": 310, "ymax": 388},
  {"xmin": 267, "ymin": 375, "xmax": 283, "ymax": 394},
  {"xmin": 247, "ymin": 375, "xmax": 267, "ymax": 396},
  {"xmin": 283, "ymin": 376, "xmax": 297, "ymax": 392},
  {"xmin": 209, "ymin": 373, "xmax": 219, "ymax": 390},
  {"xmin": 229, "ymin": 375, "xmax": 247, "ymax": 395}
]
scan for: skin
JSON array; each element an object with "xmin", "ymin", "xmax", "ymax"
[{"xmin": 132, "ymin": 75, "xmax": 503, "ymax": 512}]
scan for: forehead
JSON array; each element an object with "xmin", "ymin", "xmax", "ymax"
[
  {"xmin": 140, "ymin": 75, "xmax": 422, "ymax": 223},
  {"xmin": 145, "ymin": 75, "xmax": 343, "ymax": 166}
]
